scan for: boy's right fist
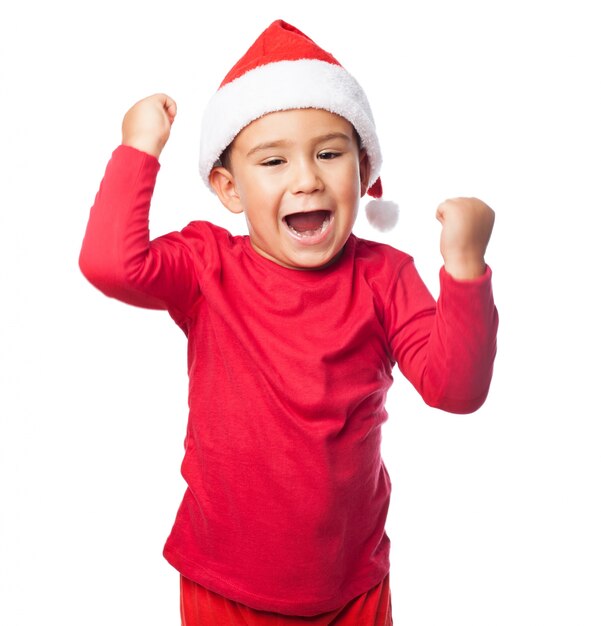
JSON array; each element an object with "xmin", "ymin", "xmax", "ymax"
[{"xmin": 122, "ymin": 94, "xmax": 177, "ymax": 158}]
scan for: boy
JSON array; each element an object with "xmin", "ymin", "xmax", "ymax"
[{"xmin": 80, "ymin": 20, "xmax": 497, "ymax": 626}]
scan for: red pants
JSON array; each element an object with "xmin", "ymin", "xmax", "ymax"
[{"xmin": 180, "ymin": 575, "xmax": 393, "ymax": 625}]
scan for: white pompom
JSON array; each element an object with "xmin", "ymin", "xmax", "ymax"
[{"xmin": 365, "ymin": 199, "xmax": 399, "ymax": 231}]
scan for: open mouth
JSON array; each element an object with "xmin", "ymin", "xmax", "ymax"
[{"xmin": 284, "ymin": 210, "xmax": 332, "ymax": 238}]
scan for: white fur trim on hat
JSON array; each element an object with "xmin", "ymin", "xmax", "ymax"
[{"xmin": 199, "ymin": 59, "xmax": 382, "ymax": 192}]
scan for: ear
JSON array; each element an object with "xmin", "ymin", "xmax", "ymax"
[
  {"xmin": 359, "ymin": 149, "xmax": 371, "ymax": 197},
  {"xmin": 209, "ymin": 166, "xmax": 244, "ymax": 214}
]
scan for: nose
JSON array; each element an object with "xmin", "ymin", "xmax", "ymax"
[{"xmin": 290, "ymin": 157, "xmax": 324, "ymax": 194}]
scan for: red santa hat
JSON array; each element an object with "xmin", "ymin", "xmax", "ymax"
[{"xmin": 199, "ymin": 20, "xmax": 398, "ymax": 231}]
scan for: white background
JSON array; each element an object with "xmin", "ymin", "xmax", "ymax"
[{"xmin": 1, "ymin": 1, "xmax": 600, "ymax": 624}]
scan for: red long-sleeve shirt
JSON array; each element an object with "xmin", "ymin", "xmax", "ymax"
[{"xmin": 80, "ymin": 145, "xmax": 498, "ymax": 616}]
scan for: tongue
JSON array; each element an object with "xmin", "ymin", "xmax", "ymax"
[{"xmin": 286, "ymin": 211, "xmax": 329, "ymax": 233}]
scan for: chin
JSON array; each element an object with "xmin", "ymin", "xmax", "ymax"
[{"xmin": 286, "ymin": 248, "xmax": 343, "ymax": 270}]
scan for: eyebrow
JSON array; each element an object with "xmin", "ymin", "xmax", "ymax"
[{"xmin": 246, "ymin": 132, "xmax": 353, "ymax": 157}]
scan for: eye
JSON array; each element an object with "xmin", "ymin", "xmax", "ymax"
[
  {"xmin": 318, "ymin": 151, "xmax": 341, "ymax": 160},
  {"xmin": 260, "ymin": 157, "xmax": 285, "ymax": 167}
]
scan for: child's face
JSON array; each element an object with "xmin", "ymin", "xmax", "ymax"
[{"xmin": 210, "ymin": 108, "xmax": 369, "ymax": 270}]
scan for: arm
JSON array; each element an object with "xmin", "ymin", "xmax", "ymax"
[
  {"xmin": 389, "ymin": 198, "xmax": 498, "ymax": 413},
  {"xmin": 420, "ymin": 266, "xmax": 497, "ymax": 413},
  {"xmin": 79, "ymin": 95, "xmax": 199, "ymax": 312}
]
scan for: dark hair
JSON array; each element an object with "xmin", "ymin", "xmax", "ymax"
[{"xmin": 218, "ymin": 145, "xmax": 232, "ymax": 170}]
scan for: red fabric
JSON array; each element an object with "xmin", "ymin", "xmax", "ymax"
[
  {"xmin": 220, "ymin": 20, "xmax": 340, "ymax": 87},
  {"xmin": 367, "ymin": 177, "xmax": 383, "ymax": 199},
  {"xmin": 80, "ymin": 145, "xmax": 498, "ymax": 616},
  {"xmin": 180, "ymin": 575, "xmax": 392, "ymax": 625}
]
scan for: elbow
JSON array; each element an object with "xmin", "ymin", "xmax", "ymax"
[
  {"xmin": 78, "ymin": 243, "xmax": 125, "ymax": 300},
  {"xmin": 78, "ymin": 247, "xmax": 96, "ymax": 284},
  {"xmin": 430, "ymin": 396, "xmax": 488, "ymax": 415},
  {"xmin": 79, "ymin": 246, "xmax": 109, "ymax": 293},
  {"xmin": 423, "ymin": 386, "xmax": 491, "ymax": 415},
  {"xmin": 419, "ymin": 352, "xmax": 496, "ymax": 415},
  {"xmin": 78, "ymin": 244, "xmax": 166, "ymax": 310}
]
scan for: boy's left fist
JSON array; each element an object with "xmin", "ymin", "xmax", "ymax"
[{"xmin": 436, "ymin": 197, "xmax": 495, "ymax": 280}]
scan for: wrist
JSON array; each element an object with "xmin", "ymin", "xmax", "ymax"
[
  {"xmin": 122, "ymin": 134, "xmax": 165, "ymax": 159},
  {"xmin": 443, "ymin": 254, "xmax": 486, "ymax": 280}
]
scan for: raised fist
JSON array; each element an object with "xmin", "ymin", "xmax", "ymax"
[{"xmin": 122, "ymin": 93, "xmax": 177, "ymax": 158}]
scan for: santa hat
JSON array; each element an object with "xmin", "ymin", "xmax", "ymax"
[{"xmin": 199, "ymin": 19, "xmax": 398, "ymax": 231}]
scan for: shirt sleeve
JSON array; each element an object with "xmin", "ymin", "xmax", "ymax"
[
  {"xmin": 79, "ymin": 145, "xmax": 201, "ymax": 315},
  {"xmin": 385, "ymin": 261, "xmax": 498, "ymax": 414}
]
